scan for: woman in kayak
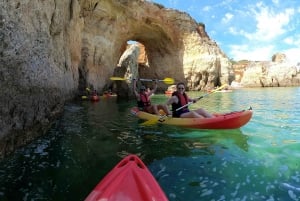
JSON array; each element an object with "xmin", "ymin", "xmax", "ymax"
[
  {"xmin": 133, "ymin": 79, "xmax": 171, "ymax": 115},
  {"xmin": 167, "ymin": 82, "xmax": 213, "ymax": 118}
]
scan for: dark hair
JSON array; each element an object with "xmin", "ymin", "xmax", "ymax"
[
  {"xmin": 176, "ymin": 82, "xmax": 185, "ymax": 88},
  {"xmin": 140, "ymin": 86, "xmax": 146, "ymax": 91}
]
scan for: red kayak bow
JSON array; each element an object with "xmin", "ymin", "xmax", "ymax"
[{"xmin": 85, "ymin": 154, "xmax": 168, "ymax": 201}]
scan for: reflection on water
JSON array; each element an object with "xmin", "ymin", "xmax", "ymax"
[{"xmin": 0, "ymin": 88, "xmax": 300, "ymax": 200}]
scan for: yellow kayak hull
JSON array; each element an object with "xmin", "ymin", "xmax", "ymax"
[{"xmin": 130, "ymin": 107, "xmax": 253, "ymax": 129}]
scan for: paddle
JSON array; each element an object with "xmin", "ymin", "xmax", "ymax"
[
  {"xmin": 81, "ymin": 88, "xmax": 91, "ymax": 100},
  {"xmin": 175, "ymin": 84, "xmax": 228, "ymax": 111},
  {"xmin": 110, "ymin": 77, "xmax": 175, "ymax": 85}
]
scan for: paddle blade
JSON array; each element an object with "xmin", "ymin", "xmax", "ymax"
[
  {"xmin": 110, "ymin": 77, "xmax": 127, "ymax": 81},
  {"xmin": 210, "ymin": 84, "xmax": 228, "ymax": 94},
  {"xmin": 162, "ymin": 78, "xmax": 175, "ymax": 85}
]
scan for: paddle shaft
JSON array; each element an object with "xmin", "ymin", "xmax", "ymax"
[
  {"xmin": 175, "ymin": 84, "xmax": 227, "ymax": 111},
  {"xmin": 110, "ymin": 77, "xmax": 174, "ymax": 84},
  {"xmin": 139, "ymin": 78, "xmax": 162, "ymax": 82}
]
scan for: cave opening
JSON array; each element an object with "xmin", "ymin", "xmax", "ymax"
[{"xmin": 111, "ymin": 40, "xmax": 152, "ymax": 100}]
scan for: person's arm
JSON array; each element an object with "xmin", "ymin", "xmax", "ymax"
[
  {"xmin": 133, "ymin": 79, "xmax": 139, "ymax": 98},
  {"xmin": 148, "ymin": 80, "xmax": 158, "ymax": 96},
  {"xmin": 153, "ymin": 80, "xmax": 158, "ymax": 92},
  {"xmin": 190, "ymin": 96, "xmax": 201, "ymax": 103},
  {"xmin": 187, "ymin": 95, "xmax": 198, "ymax": 103},
  {"xmin": 166, "ymin": 95, "xmax": 177, "ymax": 106}
]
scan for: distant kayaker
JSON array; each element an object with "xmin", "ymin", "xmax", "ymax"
[
  {"xmin": 133, "ymin": 79, "xmax": 171, "ymax": 116},
  {"xmin": 166, "ymin": 82, "xmax": 213, "ymax": 118},
  {"xmin": 92, "ymin": 90, "xmax": 98, "ymax": 96}
]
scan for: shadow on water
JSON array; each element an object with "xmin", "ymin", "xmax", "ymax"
[{"xmin": 134, "ymin": 126, "xmax": 249, "ymax": 159}]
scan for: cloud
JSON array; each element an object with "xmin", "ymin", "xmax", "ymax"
[
  {"xmin": 283, "ymin": 34, "xmax": 300, "ymax": 46},
  {"xmin": 225, "ymin": 2, "xmax": 298, "ymax": 62},
  {"xmin": 283, "ymin": 48, "xmax": 300, "ymax": 64},
  {"xmin": 246, "ymin": 5, "xmax": 294, "ymax": 41},
  {"xmin": 220, "ymin": 0, "xmax": 235, "ymax": 7},
  {"xmin": 227, "ymin": 3, "xmax": 295, "ymax": 42},
  {"xmin": 202, "ymin": 6, "xmax": 211, "ymax": 12},
  {"xmin": 168, "ymin": 0, "xmax": 179, "ymax": 7},
  {"xmin": 229, "ymin": 43, "xmax": 300, "ymax": 64},
  {"xmin": 153, "ymin": 0, "xmax": 299, "ymax": 63},
  {"xmin": 283, "ymin": 37, "xmax": 294, "ymax": 45},
  {"xmin": 222, "ymin": 13, "xmax": 234, "ymax": 24},
  {"xmin": 229, "ymin": 44, "xmax": 275, "ymax": 61},
  {"xmin": 228, "ymin": 27, "xmax": 248, "ymax": 37}
]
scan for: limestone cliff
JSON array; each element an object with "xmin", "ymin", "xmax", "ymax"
[
  {"xmin": 79, "ymin": 0, "xmax": 233, "ymax": 91},
  {"xmin": 232, "ymin": 54, "xmax": 300, "ymax": 87},
  {"xmin": 0, "ymin": 0, "xmax": 233, "ymax": 157},
  {"xmin": 241, "ymin": 61, "xmax": 300, "ymax": 87},
  {"xmin": 0, "ymin": 0, "xmax": 84, "ymax": 157}
]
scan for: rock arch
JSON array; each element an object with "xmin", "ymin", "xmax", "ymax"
[
  {"xmin": 0, "ymin": 0, "xmax": 232, "ymax": 157},
  {"xmin": 78, "ymin": 0, "xmax": 231, "ymax": 94}
]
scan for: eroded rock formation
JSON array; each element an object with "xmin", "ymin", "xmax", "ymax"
[
  {"xmin": 0, "ymin": 0, "xmax": 84, "ymax": 157},
  {"xmin": 241, "ymin": 61, "xmax": 300, "ymax": 87},
  {"xmin": 0, "ymin": 0, "xmax": 240, "ymax": 157},
  {"xmin": 78, "ymin": 0, "xmax": 233, "ymax": 92},
  {"xmin": 232, "ymin": 53, "xmax": 300, "ymax": 87}
]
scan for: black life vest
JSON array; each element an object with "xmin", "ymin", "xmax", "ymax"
[{"xmin": 171, "ymin": 91, "xmax": 189, "ymax": 116}]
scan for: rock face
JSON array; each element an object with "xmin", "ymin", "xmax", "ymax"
[
  {"xmin": 232, "ymin": 53, "xmax": 300, "ymax": 87},
  {"xmin": 79, "ymin": 0, "xmax": 233, "ymax": 91},
  {"xmin": 0, "ymin": 0, "xmax": 84, "ymax": 157},
  {"xmin": 272, "ymin": 53, "xmax": 286, "ymax": 63},
  {"xmin": 241, "ymin": 61, "xmax": 300, "ymax": 87},
  {"xmin": 0, "ymin": 0, "xmax": 244, "ymax": 157},
  {"xmin": 113, "ymin": 44, "xmax": 140, "ymax": 99}
]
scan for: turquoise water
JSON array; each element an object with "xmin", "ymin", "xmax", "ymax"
[{"xmin": 0, "ymin": 87, "xmax": 300, "ymax": 200}]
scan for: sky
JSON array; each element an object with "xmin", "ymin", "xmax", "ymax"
[{"xmin": 151, "ymin": 0, "xmax": 300, "ymax": 64}]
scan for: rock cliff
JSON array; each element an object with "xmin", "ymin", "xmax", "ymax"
[
  {"xmin": 241, "ymin": 61, "xmax": 300, "ymax": 87},
  {"xmin": 1, "ymin": 0, "xmax": 299, "ymax": 158},
  {"xmin": 232, "ymin": 54, "xmax": 300, "ymax": 87},
  {"xmin": 0, "ymin": 0, "xmax": 241, "ymax": 157},
  {"xmin": 0, "ymin": 0, "xmax": 84, "ymax": 157},
  {"xmin": 78, "ymin": 0, "xmax": 233, "ymax": 91}
]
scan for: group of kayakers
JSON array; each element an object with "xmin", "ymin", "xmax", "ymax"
[
  {"xmin": 133, "ymin": 79, "xmax": 213, "ymax": 118},
  {"xmin": 82, "ymin": 87, "xmax": 115, "ymax": 102}
]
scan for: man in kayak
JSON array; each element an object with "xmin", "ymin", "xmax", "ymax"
[
  {"xmin": 166, "ymin": 82, "xmax": 213, "ymax": 118},
  {"xmin": 133, "ymin": 79, "xmax": 171, "ymax": 115}
]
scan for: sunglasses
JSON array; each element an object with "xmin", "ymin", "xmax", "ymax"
[{"xmin": 178, "ymin": 87, "xmax": 185, "ymax": 90}]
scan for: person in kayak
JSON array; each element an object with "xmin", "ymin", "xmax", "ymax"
[
  {"xmin": 166, "ymin": 82, "xmax": 213, "ymax": 118},
  {"xmin": 133, "ymin": 79, "xmax": 171, "ymax": 115}
]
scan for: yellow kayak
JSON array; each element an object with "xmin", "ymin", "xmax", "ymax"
[{"xmin": 131, "ymin": 107, "xmax": 253, "ymax": 129}]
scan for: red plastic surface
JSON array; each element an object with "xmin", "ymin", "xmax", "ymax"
[
  {"xmin": 85, "ymin": 155, "xmax": 168, "ymax": 201},
  {"xmin": 90, "ymin": 95, "xmax": 100, "ymax": 102},
  {"xmin": 131, "ymin": 106, "xmax": 253, "ymax": 129}
]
